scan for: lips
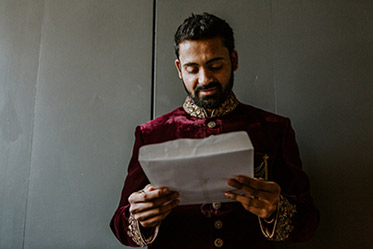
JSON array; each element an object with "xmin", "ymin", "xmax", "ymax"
[{"xmin": 199, "ymin": 87, "xmax": 218, "ymax": 96}]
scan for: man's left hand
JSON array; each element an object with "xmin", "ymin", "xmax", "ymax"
[{"xmin": 225, "ymin": 175, "xmax": 281, "ymax": 219}]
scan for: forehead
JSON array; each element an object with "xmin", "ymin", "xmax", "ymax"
[{"xmin": 178, "ymin": 37, "xmax": 230, "ymax": 63}]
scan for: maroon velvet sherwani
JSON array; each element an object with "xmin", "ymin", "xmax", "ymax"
[{"xmin": 110, "ymin": 94, "xmax": 319, "ymax": 248}]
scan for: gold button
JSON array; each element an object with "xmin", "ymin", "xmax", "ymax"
[
  {"xmin": 214, "ymin": 220, "xmax": 223, "ymax": 229},
  {"xmin": 214, "ymin": 238, "xmax": 223, "ymax": 247},
  {"xmin": 212, "ymin": 202, "xmax": 221, "ymax": 209},
  {"xmin": 207, "ymin": 121, "xmax": 216, "ymax": 128}
]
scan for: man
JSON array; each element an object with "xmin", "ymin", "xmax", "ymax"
[{"xmin": 111, "ymin": 13, "xmax": 319, "ymax": 248}]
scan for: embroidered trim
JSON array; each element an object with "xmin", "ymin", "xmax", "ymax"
[
  {"xmin": 183, "ymin": 91, "xmax": 239, "ymax": 118},
  {"xmin": 274, "ymin": 195, "xmax": 296, "ymax": 241},
  {"xmin": 258, "ymin": 195, "xmax": 296, "ymax": 241},
  {"xmin": 254, "ymin": 154, "xmax": 269, "ymax": 179},
  {"xmin": 127, "ymin": 213, "xmax": 160, "ymax": 246}
]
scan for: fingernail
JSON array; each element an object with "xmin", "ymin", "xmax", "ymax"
[{"xmin": 225, "ymin": 192, "xmax": 232, "ymax": 198}]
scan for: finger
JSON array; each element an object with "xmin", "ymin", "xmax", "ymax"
[
  {"xmin": 227, "ymin": 179, "xmax": 275, "ymax": 201},
  {"xmin": 129, "ymin": 187, "xmax": 176, "ymax": 203},
  {"xmin": 133, "ymin": 199, "xmax": 179, "ymax": 223},
  {"xmin": 224, "ymin": 192, "xmax": 266, "ymax": 209},
  {"xmin": 139, "ymin": 210, "xmax": 172, "ymax": 228},
  {"xmin": 224, "ymin": 192, "xmax": 276, "ymax": 218},
  {"xmin": 135, "ymin": 198, "xmax": 179, "ymax": 220},
  {"xmin": 144, "ymin": 184, "xmax": 157, "ymax": 192},
  {"xmin": 228, "ymin": 176, "xmax": 281, "ymax": 201},
  {"xmin": 235, "ymin": 176, "xmax": 281, "ymax": 193},
  {"xmin": 130, "ymin": 192, "xmax": 179, "ymax": 214}
]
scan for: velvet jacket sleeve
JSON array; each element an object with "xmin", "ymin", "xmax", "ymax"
[{"xmin": 110, "ymin": 126, "xmax": 150, "ymax": 246}]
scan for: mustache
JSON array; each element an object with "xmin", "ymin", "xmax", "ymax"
[{"xmin": 194, "ymin": 82, "xmax": 221, "ymax": 95}]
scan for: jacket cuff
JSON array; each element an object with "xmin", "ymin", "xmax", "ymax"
[
  {"xmin": 127, "ymin": 213, "xmax": 160, "ymax": 246},
  {"xmin": 258, "ymin": 195, "xmax": 296, "ymax": 241}
]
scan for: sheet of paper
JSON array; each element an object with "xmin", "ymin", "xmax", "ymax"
[{"xmin": 139, "ymin": 131, "xmax": 253, "ymax": 205}]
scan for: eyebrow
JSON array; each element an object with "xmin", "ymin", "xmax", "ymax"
[{"xmin": 183, "ymin": 57, "xmax": 226, "ymax": 67}]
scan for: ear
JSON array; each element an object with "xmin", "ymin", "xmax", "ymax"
[
  {"xmin": 175, "ymin": 59, "xmax": 182, "ymax": 79},
  {"xmin": 231, "ymin": 50, "xmax": 238, "ymax": 71}
]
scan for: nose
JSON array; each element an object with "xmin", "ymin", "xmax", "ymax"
[{"xmin": 198, "ymin": 68, "xmax": 213, "ymax": 86}]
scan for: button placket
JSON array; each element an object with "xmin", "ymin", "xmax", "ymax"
[
  {"xmin": 214, "ymin": 238, "xmax": 224, "ymax": 248},
  {"xmin": 207, "ymin": 120, "xmax": 217, "ymax": 128},
  {"xmin": 214, "ymin": 220, "xmax": 223, "ymax": 229},
  {"xmin": 205, "ymin": 119, "xmax": 221, "ymax": 137},
  {"xmin": 212, "ymin": 202, "xmax": 221, "ymax": 210}
]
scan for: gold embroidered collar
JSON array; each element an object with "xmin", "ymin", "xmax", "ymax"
[{"xmin": 183, "ymin": 92, "xmax": 239, "ymax": 119}]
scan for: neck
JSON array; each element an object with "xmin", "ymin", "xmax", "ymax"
[{"xmin": 205, "ymin": 108, "xmax": 213, "ymax": 116}]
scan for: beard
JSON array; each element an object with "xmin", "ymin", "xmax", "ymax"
[{"xmin": 183, "ymin": 72, "xmax": 234, "ymax": 109}]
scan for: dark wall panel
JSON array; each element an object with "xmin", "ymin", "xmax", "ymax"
[{"xmin": 272, "ymin": 1, "xmax": 373, "ymax": 248}]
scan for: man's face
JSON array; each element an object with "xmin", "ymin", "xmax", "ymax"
[{"xmin": 175, "ymin": 37, "xmax": 238, "ymax": 109}]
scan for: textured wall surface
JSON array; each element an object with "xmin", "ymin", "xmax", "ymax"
[
  {"xmin": 0, "ymin": 1, "xmax": 44, "ymax": 248},
  {"xmin": 0, "ymin": 0, "xmax": 152, "ymax": 248},
  {"xmin": 23, "ymin": 1, "xmax": 153, "ymax": 248},
  {"xmin": 272, "ymin": 2, "xmax": 372, "ymax": 248},
  {"xmin": 0, "ymin": 0, "xmax": 371, "ymax": 248}
]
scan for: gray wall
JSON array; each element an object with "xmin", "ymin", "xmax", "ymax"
[
  {"xmin": 1, "ymin": 0, "xmax": 153, "ymax": 248},
  {"xmin": 0, "ymin": 0, "xmax": 372, "ymax": 249}
]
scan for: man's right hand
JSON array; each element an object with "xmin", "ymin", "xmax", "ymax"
[{"xmin": 128, "ymin": 184, "xmax": 180, "ymax": 228}]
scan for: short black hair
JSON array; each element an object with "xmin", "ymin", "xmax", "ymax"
[{"xmin": 174, "ymin": 13, "xmax": 235, "ymax": 58}]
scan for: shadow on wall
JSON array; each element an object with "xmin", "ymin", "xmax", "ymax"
[{"xmin": 276, "ymin": 41, "xmax": 372, "ymax": 249}]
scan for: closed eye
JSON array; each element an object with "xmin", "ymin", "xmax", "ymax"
[
  {"xmin": 185, "ymin": 66, "xmax": 198, "ymax": 74},
  {"xmin": 209, "ymin": 64, "xmax": 223, "ymax": 71}
]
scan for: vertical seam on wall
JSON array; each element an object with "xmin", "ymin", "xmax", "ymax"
[
  {"xmin": 269, "ymin": 0, "xmax": 278, "ymax": 114},
  {"xmin": 151, "ymin": 0, "xmax": 157, "ymax": 120},
  {"xmin": 22, "ymin": 1, "xmax": 46, "ymax": 248}
]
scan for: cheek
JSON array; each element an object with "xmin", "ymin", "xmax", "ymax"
[
  {"xmin": 219, "ymin": 70, "xmax": 233, "ymax": 88},
  {"xmin": 182, "ymin": 76, "xmax": 197, "ymax": 92}
]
